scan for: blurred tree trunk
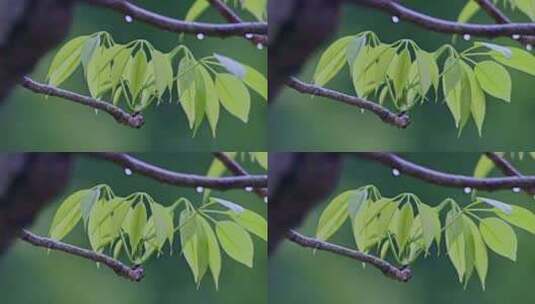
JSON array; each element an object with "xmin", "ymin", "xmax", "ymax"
[
  {"xmin": 0, "ymin": 0, "xmax": 74, "ymax": 102},
  {"xmin": 268, "ymin": 153, "xmax": 342, "ymax": 254},
  {"xmin": 0, "ymin": 153, "xmax": 72, "ymax": 255}
]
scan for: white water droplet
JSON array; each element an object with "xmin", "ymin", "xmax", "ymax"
[
  {"xmin": 527, "ymin": 44, "xmax": 533, "ymax": 51},
  {"xmin": 257, "ymin": 43, "xmax": 264, "ymax": 50},
  {"xmin": 245, "ymin": 33, "xmax": 254, "ymax": 39},
  {"xmin": 124, "ymin": 168, "xmax": 132, "ymax": 176},
  {"xmin": 512, "ymin": 34, "xmax": 521, "ymax": 40},
  {"xmin": 463, "ymin": 34, "xmax": 471, "ymax": 41},
  {"xmin": 245, "ymin": 186, "xmax": 254, "ymax": 192},
  {"xmin": 94, "ymin": 109, "xmax": 99, "ymax": 115},
  {"xmin": 392, "ymin": 168, "xmax": 400, "ymax": 176},
  {"xmin": 513, "ymin": 187, "xmax": 521, "ymax": 193},
  {"xmin": 196, "ymin": 33, "xmax": 205, "ymax": 40},
  {"xmin": 196, "ymin": 186, "xmax": 204, "ymax": 193},
  {"xmin": 264, "ymin": 197, "xmax": 268, "ymax": 204},
  {"xmin": 464, "ymin": 187, "xmax": 472, "ymax": 194},
  {"xmin": 391, "ymin": 16, "xmax": 400, "ymax": 23},
  {"xmin": 360, "ymin": 109, "xmax": 365, "ymax": 114},
  {"xmin": 125, "ymin": 15, "xmax": 133, "ymax": 23}
]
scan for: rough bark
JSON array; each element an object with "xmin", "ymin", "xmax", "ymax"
[
  {"xmin": 0, "ymin": 153, "xmax": 72, "ymax": 254},
  {"xmin": 268, "ymin": 153, "xmax": 343, "ymax": 254},
  {"xmin": 0, "ymin": 0, "xmax": 74, "ymax": 102}
]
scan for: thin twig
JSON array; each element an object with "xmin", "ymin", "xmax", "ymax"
[
  {"xmin": 84, "ymin": 0, "xmax": 266, "ymax": 37},
  {"xmin": 358, "ymin": 152, "xmax": 535, "ymax": 191},
  {"xmin": 20, "ymin": 229, "xmax": 144, "ymax": 282},
  {"xmin": 474, "ymin": 0, "xmax": 535, "ymax": 45},
  {"xmin": 349, "ymin": 0, "xmax": 535, "ymax": 38},
  {"xmin": 20, "ymin": 77, "xmax": 144, "ymax": 129},
  {"xmin": 91, "ymin": 153, "xmax": 267, "ymax": 190},
  {"xmin": 484, "ymin": 152, "xmax": 535, "ymax": 194},
  {"xmin": 206, "ymin": 0, "xmax": 267, "ymax": 44},
  {"xmin": 286, "ymin": 230, "xmax": 412, "ymax": 282},
  {"xmin": 213, "ymin": 152, "xmax": 268, "ymax": 198},
  {"xmin": 286, "ymin": 77, "xmax": 410, "ymax": 128}
]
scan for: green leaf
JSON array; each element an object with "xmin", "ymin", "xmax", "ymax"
[
  {"xmin": 474, "ymin": 61, "xmax": 512, "ymax": 102},
  {"xmin": 180, "ymin": 210, "xmax": 208, "ymax": 284},
  {"xmin": 150, "ymin": 202, "xmax": 175, "ymax": 248},
  {"xmin": 185, "ymin": 0, "xmax": 209, "ymax": 21},
  {"xmin": 445, "ymin": 209, "xmax": 466, "ymax": 282},
  {"xmin": 387, "ymin": 48, "xmax": 412, "ymax": 99},
  {"xmin": 491, "ymin": 46, "xmax": 535, "ymax": 76},
  {"xmin": 418, "ymin": 203, "xmax": 441, "ymax": 250},
  {"xmin": 478, "ymin": 197, "xmax": 513, "ymax": 214},
  {"xmin": 216, "ymin": 221, "xmax": 254, "ymax": 267},
  {"xmin": 442, "ymin": 57, "xmax": 463, "ymax": 127},
  {"xmin": 81, "ymin": 35, "xmax": 101, "ymax": 73},
  {"xmin": 49, "ymin": 189, "xmax": 90, "ymax": 240},
  {"xmin": 177, "ymin": 57, "xmax": 199, "ymax": 128},
  {"xmin": 88, "ymin": 199, "xmax": 115, "ymax": 252},
  {"xmin": 494, "ymin": 205, "xmax": 535, "ymax": 234},
  {"xmin": 416, "ymin": 50, "xmax": 439, "ymax": 95},
  {"xmin": 252, "ymin": 152, "xmax": 268, "ymax": 170},
  {"xmin": 473, "ymin": 154, "xmax": 495, "ymax": 178},
  {"xmin": 346, "ymin": 35, "xmax": 367, "ymax": 68},
  {"xmin": 463, "ymin": 62, "xmax": 486, "ymax": 136},
  {"xmin": 243, "ymin": 0, "xmax": 267, "ymax": 20},
  {"xmin": 457, "ymin": 0, "xmax": 481, "ymax": 24},
  {"xmin": 48, "ymin": 35, "xmax": 89, "ymax": 86},
  {"xmin": 199, "ymin": 65, "xmax": 219, "ymax": 137},
  {"xmin": 86, "ymin": 45, "xmax": 111, "ymax": 99},
  {"xmin": 243, "ymin": 65, "xmax": 267, "ymax": 100},
  {"xmin": 479, "ymin": 217, "xmax": 517, "ymax": 261},
  {"xmin": 80, "ymin": 188, "xmax": 100, "ymax": 228},
  {"xmin": 476, "ymin": 42, "xmax": 512, "ymax": 59},
  {"xmin": 152, "ymin": 51, "xmax": 174, "ymax": 99},
  {"xmin": 108, "ymin": 197, "xmax": 130, "ymax": 239},
  {"xmin": 347, "ymin": 189, "xmax": 367, "ymax": 219},
  {"xmin": 228, "ymin": 209, "xmax": 267, "ymax": 241},
  {"xmin": 197, "ymin": 216, "xmax": 221, "ymax": 289},
  {"xmin": 465, "ymin": 215, "xmax": 488, "ymax": 289},
  {"xmin": 316, "ymin": 190, "xmax": 355, "ymax": 240},
  {"xmin": 313, "ymin": 36, "xmax": 354, "ymax": 86},
  {"xmin": 126, "ymin": 48, "xmax": 149, "ymax": 102},
  {"xmin": 215, "ymin": 73, "xmax": 251, "ymax": 123},
  {"xmin": 122, "ymin": 202, "xmax": 148, "ymax": 253},
  {"xmin": 516, "ymin": 0, "xmax": 535, "ymax": 21},
  {"xmin": 391, "ymin": 203, "xmax": 414, "ymax": 251}
]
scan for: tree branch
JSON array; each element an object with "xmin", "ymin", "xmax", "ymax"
[
  {"xmin": 20, "ymin": 77, "xmax": 144, "ymax": 129},
  {"xmin": 206, "ymin": 0, "xmax": 267, "ymax": 45},
  {"xmin": 484, "ymin": 152, "xmax": 535, "ymax": 194},
  {"xmin": 20, "ymin": 229, "xmax": 144, "ymax": 282},
  {"xmin": 349, "ymin": 0, "xmax": 535, "ymax": 38},
  {"xmin": 286, "ymin": 77, "xmax": 410, "ymax": 128},
  {"xmin": 359, "ymin": 152, "xmax": 535, "ymax": 191},
  {"xmin": 213, "ymin": 152, "xmax": 268, "ymax": 198},
  {"xmin": 286, "ymin": 230, "xmax": 412, "ymax": 282},
  {"xmin": 474, "ymin": 0, "xmax": 535, "ymax": 45},
  {"xmin": 84, "ymin": 0, "xmax": 267, "ymax": 37},
  {"xmin": 91, "ymin": 153, "xmax": 267, "ymax": 190}
]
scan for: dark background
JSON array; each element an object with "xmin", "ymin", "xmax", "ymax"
[
  {"xmin": 0, "ymin": 1, "xmax": 266, "ymax": 151},
  {"xmin": 0, "ymin": 153, "xmax": 267, "ymax": 303},
  {"xmin": 270, "ymin": 1, "xmax": 535, "ymax": 151},
  {"xmin": 269, "ymin": 153, "xmax": 535, "ymax": 304}
]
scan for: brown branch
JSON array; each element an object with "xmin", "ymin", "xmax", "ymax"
[
  {"xmin": 286, "ymin": 230, "xmax": 412, "ymax": 282},
  {"xmin": 20, "ymin": 229, "xmax": 144, "ymax": 282},
  {"xmin": 474, "ymin": 0, "xmax": 535, "ymax": 45},
  {"xmin": 286, "ymin": 77, "xmax": 410, "ymax": 128},
  {"xmin": 91, "ymin": 153, "xmax": 267, "ymax": 190},
  {"xmin": 206, "ymin": 0, "xmax": 267, "ymax": 44},
  {"xmin": 350, "ymin": 0, "xmax": 535, "ymax": 38},
  {"xmin": 20, "ymin": 77, "xmax": 144, "ymax": 128},
  {"xmin": 213, "ymin": 152, "xmax": 268, "ymax": 198},
  {"xmin": 84, "ymin": 0, "xmax": 267, "ymax": 38},
  {"xmin": 359, "ymin": 152, "xmax": 535, "ymax": 191}
]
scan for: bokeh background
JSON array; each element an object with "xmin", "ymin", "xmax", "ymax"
[
  {"xmin": 270, "ymin": 153, "xmax": 535, "ymax": 304},
  {"xmin": 0, "ymin": 153, "xmax": 267, "ymax": 303},
  {"xmin": 0, "ymin": 1, "xmax": 266, "ymax": 151},
  {"xmin": 270, "ymin": 2, "xmax": 535, "ymax": 151}
]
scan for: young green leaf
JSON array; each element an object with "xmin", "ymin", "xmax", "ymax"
[
  {"xmin": 445, "ymin": 209, "xmax": 466, "ymax": 282},
  {"xmin": 243, "ymin": 65, "xmax": 267, "ymax": 101},
  {"xmin": 151, "ymin": 202, "xmax": 175, "ymax": 248},
  {"xmin": 81, "ymin": 35, "xmax": 101, "ymax": 73},
  {"xmin": 491, "ymin": 46, "xmax": 535, "ymax": 76},
  {"xmin": 313, "ymin": 36, "xmax": 354, "ymax": 86},
  {"xmin": 180, "ymin": 210, "xmax": 205, "ymax": 284},
  {"xmin": 316, "ymin": 190, "xmax": 355, "ymax": 240},
  {"xmin": 214, "ymin": 53, "xmax": 246, "ymax": 79},
  {"xmin": 391, "ymin": 203, "xmax": 414, "ymax": 251},
  {"xmin": 418, "ymin": 203, "xmax": 441, "ymax": 250},
  {"xmin": 198, "ymin": 65, "xmax": 219, "ymax": 137},
  {"xmin": 177, "ymin": 57, "xmax": 199, "ymax": 128},
  {"xmin": 215, "ymin": 73, "xmax": 251, "ymax": 123},
  {"xmin": 49, "ymin": 189, "xmax": 90, "ymax": 240},
  {"xmin": 185, "ymin": 0, "xmax": 209, "ymax": 21},
  {"xmin": 126, "ymin": 48, "xmax": 149, "ymax": 102},
  {"xmin": 479, "ymin": 217, "xmax": 517, "ymax": 261},
  {"xmin": 465, "ymin": 215, "xmax": 488, "ymax": 289},
  {"xmin": 474, "ymin": 61, "xmax": 512, "ymax": 102},
  {"xmin": 48, "ymin": 35, "xmax": 89, "ymax": 86},
  {"xmin": 80, "ymin": 188, "xmax": 100, "ymax": 228},
  {"xmin": 197, "ymin": 215, "xmax": 221, "ymax": 289},
  {"xmin": 416, "ymin": 50, "xmax": 439, "ymax": 95},
  {"xmin": 228, "ymin": 209, "xmax": 267, "ymax": 241},
  {"xmin": 387, "ymin": 48, "xmax": 412, "ymax": 99},
  {"xmin": 216, "ymin": 221, "xmax": 254, "ymax": 267},
  {"xmin": 346, "ymin": 35, "xmax": 367, "ymax": 68},
  {"xmin": 478, "ymin": 197, "xmax": 513, "ymax": 215},
  {"xmin": 494, "ymin": 205, "xmax": 535, "ymax": 234},
  {"xmin": 152, "ymin": 51, "xmax": 174, "ymax": 99},
  {"xmin": 211, "ymin": 197, "xmax": 245, "ymax": 213},
  {"xmin": 463, "ymin": 62, "xmax": 486, "ymax": 136},
  {"xmin": 88, "ymin": 200, "xmax": 115, "ymax": 252},
  {"xmin": 122, "ymin": 202, "xmax": 148, "ymax": 253},
  {"xmin": 442, "ymin": 57, "xmax": 464, "ymax": 127},
  {"xmin": 473, "ymin": 154, "xmax": 495, "ymax": 178}
]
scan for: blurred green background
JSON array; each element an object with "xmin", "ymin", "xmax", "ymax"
[
  {"xmin": 270, "ymin": 2, "xmax": 535, "ymax": 151},
  {"xmin": 0, "ymin": 1, "xmax": 266, "ymax": 151},
  {"xmin": 270, "ymin": 153, "xmax": 535, "ymax": 304},
  {"xmin": 0, "ymin": 153, "xmax": 267, "ymax": 303}
]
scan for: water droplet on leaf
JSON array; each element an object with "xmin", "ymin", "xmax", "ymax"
[
  {"xmin": 125, "ymin": 15, "xmax": 133, "ymax": 23},
  {"xmin": 392, "ymin": 168, "xmax": 400, "ymax": 176},
  {"xmin": 196, "ymin": 33, "xmax": 205, "ymax": 40},
  {"xmin": 196, "ymin": 186, "xmax": 204, "ymax": 193},
  {"xmin": 124, "ymin": 168, "xmax": 132, "ymax": 176},
  {"xmin": 391, "ymin": 16, "xmax": 400, "ymax": 23}
]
